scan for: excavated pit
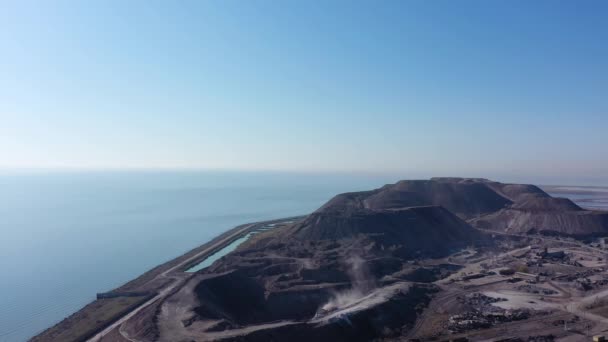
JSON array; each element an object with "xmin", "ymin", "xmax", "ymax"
[{"xmin": 193, "ymin": 270, "xmax": 341, "ymax": 325}]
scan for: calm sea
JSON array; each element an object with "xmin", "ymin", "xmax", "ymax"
[
  {"xmin": 1, "ymin": 172, "xmax": 606, "ymax": 341},
  {"xmin": 0, "ymin": 171, "xmax": 395, "ymax": 341}
]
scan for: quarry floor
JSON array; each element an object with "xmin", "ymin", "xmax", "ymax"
[
  {"xmin": 33, "ymin": 219, "xmax": 608, "ymax": 342},
  {"xmin": 128, "ymin": 232, "xmax": 608, "ymax": 341},
  {"xmin": 408, "ymin": 234, "xmax": 608, "ymax": 341}
]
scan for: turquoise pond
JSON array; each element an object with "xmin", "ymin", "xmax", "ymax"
[{"xmin": 186, "ymin": 223, "xmax": 286, "ymax": 273}]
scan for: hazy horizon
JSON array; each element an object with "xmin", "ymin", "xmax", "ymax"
[
  {"xmin": 2, "ymin": 1, "xmax": 607, "ymax": 180},
  {"xmin": 2, "ymin": 168, "xmax": 608, "ymax": 188}
]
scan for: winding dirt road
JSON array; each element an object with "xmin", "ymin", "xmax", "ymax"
[{"xmin": 87, "ymin": 222, "xmax": 262, "ymax": 342}]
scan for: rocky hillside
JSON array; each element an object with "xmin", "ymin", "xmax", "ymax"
[
  {"xmin": 314, "ymin": 178, "xmax": 514, "ymax": 219},
  {"xmin": 473, "ymin": 209, "xmax": 608, "ymax": 236},
  {"xmin": 284, "ymin": 205, "xmax": 479, "ymax": 259},
  {"xmin": 152, "ymin": 177, "xmax": 608, "ymax": 342},
  {"xmin": 299, "ymin": 177, "xmax": 608, "ymax": 238},
  {"xmin": 471, "ymin": 194, "xmax": 608, "ymax": 237}
]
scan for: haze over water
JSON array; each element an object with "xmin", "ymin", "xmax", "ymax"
[{"xmin": 1, "ymin": 171, "xmax": 608, "ymax": 341}]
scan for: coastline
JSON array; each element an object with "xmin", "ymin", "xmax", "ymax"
[
  {"xmin": 116, "ymin": 215, "xmax": 306, "ymax": 291},
  {"xmin": 30, "ymin": 215, "xmax": 306, "ymax": 342}
]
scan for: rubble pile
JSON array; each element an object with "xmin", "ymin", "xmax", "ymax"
[
  {"xmin": 551, "ymin": 316, "xmax": 580, "ymax": 326},
  {"xmin": 449, "ymin": 293, "xmax": 530, "ymax": 333},
  {"xmin": 575, "ymin": 278, "xmax": 593, "ymax": 291},
  {"xmin": 496, "ymin": 336, "xmax": 555, "ymax": 342},
  {"xmin": 448, "ymin": 309, "xmax": 531, "ymax": 333},
  {"xmin": 527, "ymin": 335, "xmax": 555, "ymax": 342},
  {"xmin": 459, "ymin": 293, "xmax": 506, "ymax": 306}
]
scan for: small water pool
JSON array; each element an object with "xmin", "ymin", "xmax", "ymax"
[{"xmin": 186, "ymin": 224, "xmax": 279, "ymax": 273}]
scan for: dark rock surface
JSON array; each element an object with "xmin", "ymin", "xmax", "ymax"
[
  {"xmin": 311, "ymin": 177, "xmax": 515, "ymax": 219},
  {"xmin": 285, "ymin": 177, "xmax": 608, "ymax": 238},
  {"xmin": 159, "ymin": 178, "xmax": 494, "ymax": 340},
  {"xmin": 283, "ymin": 205, "xmax": 480, "ymax": 258},
  {"xmin": 155, "ymin": 177, "xmax": 608, "ymax": 341}
]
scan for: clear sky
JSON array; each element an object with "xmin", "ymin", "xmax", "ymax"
[{"xmin": 1, "ymin": 1, "xmax": 607, "ymax": 182}]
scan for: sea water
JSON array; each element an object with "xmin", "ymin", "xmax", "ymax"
[{"xmin": 0, "ymin": 171, "xmax": 393, "ymax": 341}]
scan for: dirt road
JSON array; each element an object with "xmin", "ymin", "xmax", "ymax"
[{"xmin": 88, "ymin": 220, "xmax": 273, "ymax": 342}]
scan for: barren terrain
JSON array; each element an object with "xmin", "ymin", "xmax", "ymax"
[{"xmin": 31, "ymin": 178, "xmax": 608, "ymax": 341}]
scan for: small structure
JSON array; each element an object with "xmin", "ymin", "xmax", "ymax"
[
  {"xmin": 593, "ymin": 335, "xmax": 605, "ymax": 342},
  {"xmin": 539, "ymin": 247, "xmax": 566, "ymax": 260}
]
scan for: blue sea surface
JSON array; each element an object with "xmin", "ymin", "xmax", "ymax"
[{"xmin": 0, "ymin": 171, "xmax": 394, "ymax": 341}]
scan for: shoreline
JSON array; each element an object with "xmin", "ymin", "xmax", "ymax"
[
  {"xmin": 30, "ymin": 215, "xmax": 306, "ymax": 342},
  {"xmin": 116, "ymin": 214, "xmax": 306, "ymax": 291}
]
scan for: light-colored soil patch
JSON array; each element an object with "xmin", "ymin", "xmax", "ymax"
[{"xmin": 483, "ymin": 290, "xmax": 557, "ymax": 310}]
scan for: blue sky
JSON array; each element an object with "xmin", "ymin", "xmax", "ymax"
[{"xmin": 1, "ymin": 1, "xmax": 607, "ymax": 181}]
